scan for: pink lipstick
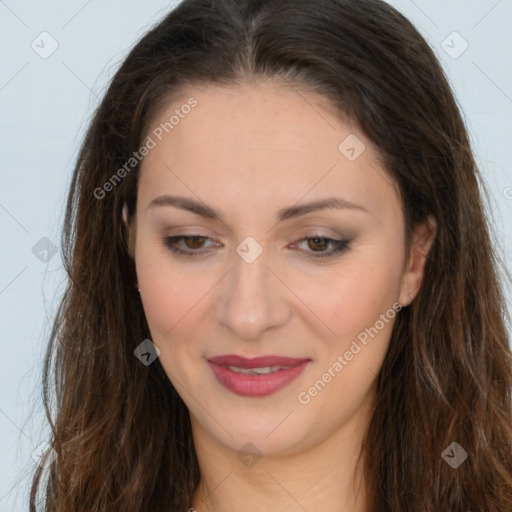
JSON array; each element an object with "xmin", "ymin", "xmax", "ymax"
[{"xmin": 207, "ymin": 354, "xmax": 311, "ymax": 397}]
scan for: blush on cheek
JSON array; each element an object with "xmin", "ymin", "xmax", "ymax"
[
  {"xmin": 139, "ymin": 267, "xmax": 211, "ymax": 342},
  {"xmin": 309, "ymin": 287, "xmax": 375, "ymax": 337},
  {"xmin": 139, "ymin": 282, "xmax": 182, "ymax": 338},
  {"xmin": 330, "ymin": 295, "xmax": 398, "ymax": 350}
]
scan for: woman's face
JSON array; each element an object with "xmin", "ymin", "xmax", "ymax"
[{"xmin": 132, "ymin": 81, "xmax": 432, "ymax": 456}]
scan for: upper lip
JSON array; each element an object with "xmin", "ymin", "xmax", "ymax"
[{"xmin": 208, "ymin": 354, "xmax": 311, "ymax": 368}]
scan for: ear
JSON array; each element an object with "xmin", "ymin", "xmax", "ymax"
[
  {"xmin": 122, "ymin": 203, "xmax": 129, "ymax": 225},
  {"xmin": 122, "ymin": 203, "xmax": 136, "ymax": 260},
  {"xmin": 398, "ymin": 215, "xmax": 437, "ymax": 307}
]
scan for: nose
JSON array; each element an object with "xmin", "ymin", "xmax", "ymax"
[{"xmin": 214, "ymin": 242, "xmax": 291, "ymax": 341}]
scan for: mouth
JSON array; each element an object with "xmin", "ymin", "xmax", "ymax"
[{"xmin": 207, "ymin": 354, "xmax": 311, "ymax": 397}]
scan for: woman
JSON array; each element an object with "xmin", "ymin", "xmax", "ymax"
[{"xmin": 30, "ymin": 0, "xmax": 512, "ymax": 510}]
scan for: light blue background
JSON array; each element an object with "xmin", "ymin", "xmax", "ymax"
[{"xmin": 1, "ymin": 1, "xmax": 511, "ymax": 510}]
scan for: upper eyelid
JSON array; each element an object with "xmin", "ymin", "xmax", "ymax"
[
  {"xmin": 164, "ymin": 234, "xmax": 348, "ymax": 253},
  {"xmin": 166, "ymin": 233, "xmax": 343, "ymax": 244},
  {"xmin": 162, "ymin": 226, "xmax": 348, "ymax": 240},
  {"xmin": 163, "ymin": 235, "xmax": 350, "ymax": 263}
]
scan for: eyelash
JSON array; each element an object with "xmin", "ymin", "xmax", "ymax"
[{"xmin": 161, "ymin": 234, "xmax": 350, "ymax": 260}]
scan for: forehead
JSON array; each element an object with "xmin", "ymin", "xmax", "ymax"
[
  {"xmin": 136, "ymin": 81, "xmax": 399, "ymax": 223},
  {"xmin": 150, "ymin": 83, "xmax": 339, "ymax": 156}
]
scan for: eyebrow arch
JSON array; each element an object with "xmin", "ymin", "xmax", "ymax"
[{"xmin": 146, "ymin": 194, "xmax": 368, "ymax": 222}]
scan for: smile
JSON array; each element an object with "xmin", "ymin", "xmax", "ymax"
[{"xmin": 207, "ymin": 355, "xmax": 311, "ymax": 397}]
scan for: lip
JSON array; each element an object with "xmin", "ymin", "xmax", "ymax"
[
  {"xmin": 207, "ymin": 354, "xmax": 311, "ymax": 397},
  {"xmin": 208, "ymin": 354, "xmax": 310, "ymax": 368}
]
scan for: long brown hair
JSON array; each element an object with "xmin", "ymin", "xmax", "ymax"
[{"xmin": 30, "ymin": 0, "xmax": 512, "ymax": 510}]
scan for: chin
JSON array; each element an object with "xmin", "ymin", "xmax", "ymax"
[{"xmin": 192, "ymin": 405, "xmax": 314, "ymax": 457}]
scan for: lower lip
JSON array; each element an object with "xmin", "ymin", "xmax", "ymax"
[{"xmin": 207, "ymin": 360, "xmax": 311, "ymax": 397}]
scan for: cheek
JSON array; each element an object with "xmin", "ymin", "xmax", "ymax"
[
  {"xmin": 136, "ymin": 257, "xmax": 205, "ymax": 387},
  {"xmin": 135, "ymin": 245, "xmax": 223, "ymax": 355},
  {"xmin": 135, "ymin": 227, "xmax": 405, "ymax": 344},
  {"xmin": 135, "ymin": 242, "xmax": 196, "ymax": 338},
  {"xmin": 297, "ymin": 255, "xmax": 403, "ymax": 342}
]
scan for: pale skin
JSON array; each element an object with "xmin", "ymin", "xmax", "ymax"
[{"xmin": 125, "ymin": 80, "xmax": 437, "ymax": 511}]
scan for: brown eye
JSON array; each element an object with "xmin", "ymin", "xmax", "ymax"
[
  {"xmin": 295, "ymin": 236, "xmax": 351, "ymax": 259},
  {"xmin": 162, "ymin": 234, "xmax": 350, "ymax": 260},
  {"xmin": 162, "ymin": 235, "xmax": 219, "ymax": 257},
  {"xmin": 183, "ymin": 236, "xmax": 207, "ymax": 249},
  {"xmin": 307, "ymin": 237, "xmax": 328, "ymax": 252}
]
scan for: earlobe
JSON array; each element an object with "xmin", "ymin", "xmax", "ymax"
[{"xmin": 398, "ymin": 215, "xmax": 437, "ymax": 307}]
